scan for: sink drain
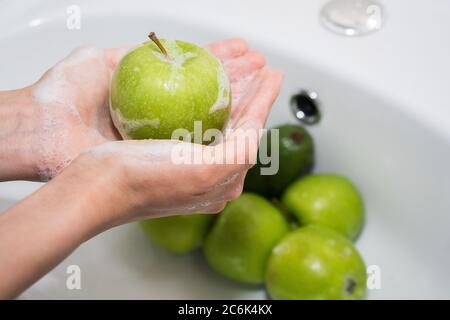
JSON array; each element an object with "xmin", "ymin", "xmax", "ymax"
[{"xmin": 290, "ymin": 90, "xmax": 321, "ymax": 125}]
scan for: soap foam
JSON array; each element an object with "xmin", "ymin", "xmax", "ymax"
[
  {"xmin": 153, "ymin": 40, "xmax": 230, "ymax": 113},
  {"xmin": 229, "ymin": 72, "xmax": 256, "ymax": 108},
  {"xmin": 153, "ymin": 40, "xmax": 197, "ymax": 96},
  {"xmin": 32, "ymin": 70, "xmax": 77, "ymax": 180},
  {"xmin": 31, "ymin": 47, "xmax": 108, "ymax": 181},
  {"xmin": 57, "ymin": 46, "xmax": 105, "ymax": 69},
  {"xmin": 109, "ymin": 102, "xmax": 160, "ymax": 139},
  {"xmin": 209, "ymin": 59, "xmax": 231, "ymax": 114},
  {"xmin": 89, "ymin": 140, "xmax": 175, "ymax": 161}
]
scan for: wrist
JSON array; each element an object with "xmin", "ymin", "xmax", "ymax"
[
  {"xmin": 0, "ymin": 87, "xmax": 40, "ymax": 181},
  {"xmin": 51, "ymin": 153, "xmax": 136, "ymax": 239}
]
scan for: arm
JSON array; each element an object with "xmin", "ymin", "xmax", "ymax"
[
  {"xmin": 0, "ymin": 158, "xmax": 122, "ymax": 299},
  {"xmin": 0, "ymin": 39, "xmax": 265, "ymax": 182},
  {"xmin": 0, "ymin": 88, "xmax": 40, "ymax": 181},
  {"xmin": 0, "ymin": 67, "xmax": 283, "ymax": 298},
  {"xmin": 0, "ymin": 39, "xmax": 283, "ymax": 298}
]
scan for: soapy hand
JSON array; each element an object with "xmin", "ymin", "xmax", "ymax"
[
  {"xmin": 64, "ymin": 39, "xmax": 283, "ymax": 225},
  {"xmin": 0, "ymin": 40, "xmax": 282, "ymax": 298},
  {"xmin": 29, "ymin": 39, "xmax": 279, "ymax": 181},
  {"xmin": 30, "ymin": 46, "xmax": 128, "ymax": 180}
]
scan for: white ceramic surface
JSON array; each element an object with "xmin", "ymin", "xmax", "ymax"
[{"xmin": 0, "ymin": 0, "xmax": 449, "ymax": 299}]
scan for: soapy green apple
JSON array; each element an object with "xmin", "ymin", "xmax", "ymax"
[
  {"xmin": 110, "ymin": 33, "xmax": 231, "ymax": 140},
  {"xmin": 140, "ymin": 214, "xmax": 215, "ymax": 253}
]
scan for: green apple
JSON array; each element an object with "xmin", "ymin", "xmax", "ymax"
[
  {"xmin": 266, "ymin": 225, "xmax": 367, "ymax": 300},
  {"xmin": 140, "ymin": 214, "xmax": 215, "ymax": 254},
  {"xmin": 282, "ymin": 174, "xmax": 364, "ymax": 240},
  {"xmin": 203, "ymin": 193, "xmax": 289, "ymax": 284},
  {"xmin": 110, "ymin": 33, "xmax": 231, "ymax": 141},
  {"xmin": 244, "ymin": 124, "xmax": 314, "ymax": 197}
]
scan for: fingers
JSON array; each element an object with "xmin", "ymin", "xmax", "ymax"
[
  {"xmin": 223, "ymin": 51, "xmax": 266, "ymax": 82},
  {"xmin": 205, "ymin": 38, "xmax": 248, "ymax": 61},
  {"xmin": 218, "ymin": 172, "xmax": 245, "ymax": 201},
  {"xmin": 202, "ymin": 202, "xmax": 227, "ymax": 214},
  {"xmin": 210, "ymin": 68, "xmax": 283, "ymax": 177},
  {"xmin": 189, "ymin": 171, "xmax": 245, "ymax": 213},
  {"xmin": 229, "ymin": 71, "xmax": 263, "ymax": 121},
  {"xmin": 104, "ymin": 47, "xmax": 133, "ymax": 70},
  {"xmin": 234, "ymin": 67, "xmax": 284, "ymax": 129}
]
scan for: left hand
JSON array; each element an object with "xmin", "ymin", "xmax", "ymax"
[{"xmin": 22, "ymin": 39, "xmax": 267, "ymax": 181}]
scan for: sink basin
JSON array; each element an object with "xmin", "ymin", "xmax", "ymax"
[{"xmin": 1, "ymin": 0, "xmax": 449, "ymax": 299}]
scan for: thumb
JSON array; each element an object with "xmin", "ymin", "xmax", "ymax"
[{"xmin": 104, "ymin": 46, "xmax": 135, "ymax": 71}]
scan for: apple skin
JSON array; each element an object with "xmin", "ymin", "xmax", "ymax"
[
  {"xmin": 265, "ymin": 225, "xmax": 367, "ymax": 300},
  {"xmin": 110, "ymin": 39, "xmax": 231, "ymax": 140},
  {"xmin": 140, "ymin": 214, "xmax": 215, "ymax": 254},
  {"xmin": 282, "ymin": 174, "xmax": 364, "ymax": 240},
  {"xmin": 203, "ymin": 193, "xmax": 289, "ymax": 284}
]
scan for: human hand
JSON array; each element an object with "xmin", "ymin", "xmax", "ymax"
[
  {"xmin": 27, "ymin": 46, "xmax": 128, "ymax": 180},
  {"xmin": 0, "ymin": 39, "xmax": 282, "ymax": 298},
  {"xmin": 60, "ymin": 38, "xmax": 283, "ymax": 227},
  {"xmin": 24, "ymin": 38, "xmax": 277, "ymax": 182}
]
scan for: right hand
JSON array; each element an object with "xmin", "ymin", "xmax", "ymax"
[{"xmin": 64, "ymin": 38, "xmax": 283, "ymax": 227}]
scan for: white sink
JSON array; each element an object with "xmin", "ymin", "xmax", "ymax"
[{"xmin": 1, "ymin": 0, "xmax": 449, "ymax": 299}]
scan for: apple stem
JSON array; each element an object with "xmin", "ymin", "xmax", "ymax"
[{"xmin": 148, "ymin": 32, "xmax": 169, "ymax": 58}]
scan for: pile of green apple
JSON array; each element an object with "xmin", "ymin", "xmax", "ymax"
[
  {"xmin": 110, "ymin": 34, "xmax": 367, "ymax": 300},
  {"xmin": 140, "ymin": 124, "xmax": 367, "ymax": 300}
]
